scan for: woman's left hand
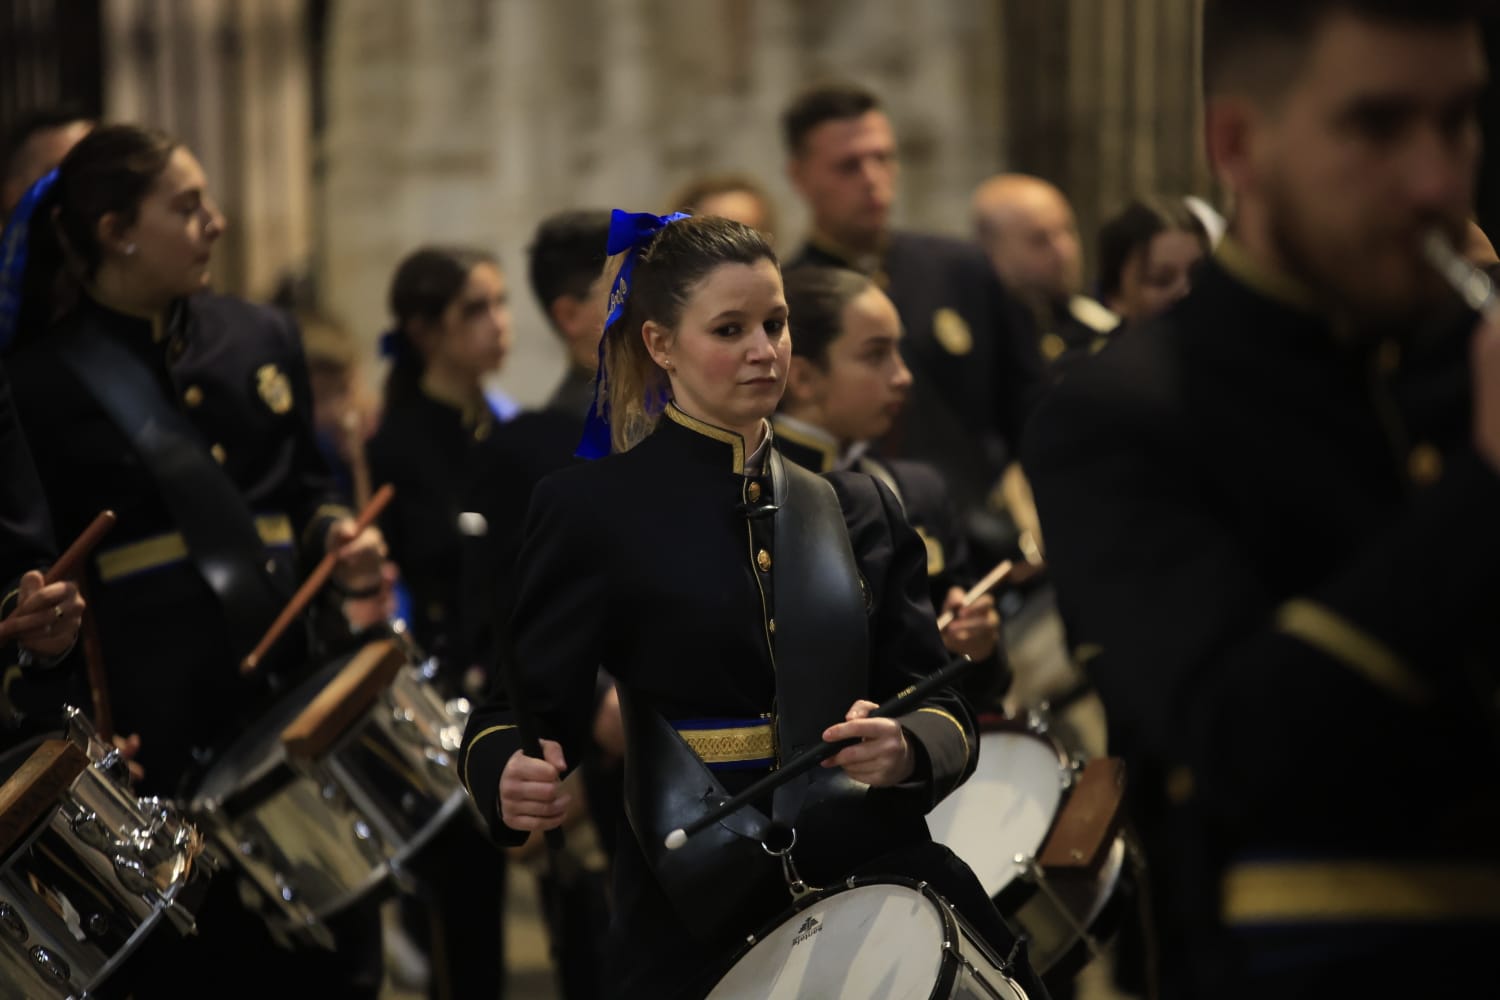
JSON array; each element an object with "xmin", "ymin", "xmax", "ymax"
[{"xmin": 822, "ymin": 699, "xmax": 915, "ymax": 787}]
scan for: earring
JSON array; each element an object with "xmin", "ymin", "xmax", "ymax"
[{"xmin": 123, "ymin": 243, "xmax": 137, "ymax": 256}]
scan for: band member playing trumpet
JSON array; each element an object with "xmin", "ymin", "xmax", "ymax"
[{"xmin": 1024, "ymin": 2, "xmax": 1500, "ymax": 995}]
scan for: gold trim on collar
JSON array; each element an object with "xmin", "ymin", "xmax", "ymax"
[
  {"xmin": 771, "ymin": 418, "xmax": 838, "ymax": 473},
  {"xmin": 1276, "ymin": 599, "xmax": 1429, "ymax": 704},
  {"xmin": 1222, "ymin": 860, "xmax": 1500, "ymax": 924},
  {"xmin": 664, "ymin": 404, "xmax": 747, "ymax": 473},
  {"xmin": 1216, "ymin": 237, "xmax": 1322, "ymax": 314}
]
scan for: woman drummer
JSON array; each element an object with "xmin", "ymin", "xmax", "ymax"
[
  {"xmin": 774, "ymin": 265, "xmax": 1008, "ymax": 708},
  {"xmin": 1, "ymin": 123, "xmax": 385, "ymax": 997},
  {"xmin": 459, "ymin": 212, "xmax": 1048, "ymax": 999}
]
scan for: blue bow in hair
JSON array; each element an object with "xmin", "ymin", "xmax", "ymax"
[
  {"xmin": 575, "ymin": 209, "xmax": 690, "ymax": 459},
  {"xmin": 0, "ymin": 169, "xmax": 59, "ymax": 352}
]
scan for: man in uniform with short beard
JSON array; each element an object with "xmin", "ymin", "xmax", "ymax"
[{"xmin": 1024, "ymin": 1, "xmax": 1500, "ymax": 995}]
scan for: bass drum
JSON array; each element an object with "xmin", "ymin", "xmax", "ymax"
[
  {"xmin": 0, "ymin": 707, "xmax": 213, "ymax": 999},
  {"xmin": 707, "ymin": 876, "xmax": 1030, "ymax": 999},
  {"xmin": 925, "ymin": 714, "xmax": 1128, "ymax": 982}
]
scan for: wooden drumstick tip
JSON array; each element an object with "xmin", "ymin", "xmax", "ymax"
[{"xmin": 664, "ymin": 829, "xmax": 688, "ymax": 851}]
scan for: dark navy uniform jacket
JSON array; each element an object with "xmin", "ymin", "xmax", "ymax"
[
  {"xmin": 369, "ymin": 389, "xmax": 580, "ymax": 691},
  {"xmin": 7, "ymin": 293, "xmax": 348, "ymax": 794},
  {"xmin": 1024, "ymin": 241, "xmax": 1500, "ymax": 996},
  {"xmin": 789, "ymin": 232, "xmax": 1043, "ymax": 560},
  {"xmin": 459, "ymin": 404, "xmax": 978, "ymax": 996},
  {"xmin": 0, "ymin": 360, "xmax": 60, "ymax": 734}
]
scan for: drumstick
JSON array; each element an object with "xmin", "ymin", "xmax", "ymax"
[
  {"xmin": 0, "ymin": 510, "xmax": 117, "ymax": 644},
  {"xmin": 240, "ymin": 483, "xmax": 394, "ymax": 674},
  {"xmin": 46, "ymin": 510, "xmax": 117, "ymax": 584},
  {"xmin": 342, "ymin": 409, "xmax": 373, "ymax": 510},
  {"xmin": 936, "ymin": 559, "xmax": 1014, "ymax": 631},
  {"xmin": 664, "ymin": 655, "xmax": 979, "ymax": 851},
  {"xmin": 80, "ymin": 584, "xmax": 114, "ymax": 742}
]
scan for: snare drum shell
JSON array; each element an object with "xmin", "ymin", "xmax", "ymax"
[
  {"xmin": 0, "ymin": 732, "xmax": 203, "ymax": 1000},
  {"xmin": 188, "ymin": 648, "xmax": 473, "ymax": 931}
]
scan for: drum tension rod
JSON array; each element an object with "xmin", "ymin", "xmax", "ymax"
[{"xmin": 1019, "ymin": 854, "xmax": 1102, "ymax": 960}]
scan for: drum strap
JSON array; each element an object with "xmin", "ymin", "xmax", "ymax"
[
  {"xmin": 766, "ymin": 451, "xmax": 869, "ymax": 829},
  {"xmin": 61, "ymin": 320, "xmax": 290, "ymax": 661}
]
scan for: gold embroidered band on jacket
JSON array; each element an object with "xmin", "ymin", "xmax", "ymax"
[
  {"xmin": 673, "ymin": 717, "xmax": 776, "ymax": 771},
  {"xmin": 96, "ymin": 514, "xmax": 295, "ymax": 583}
]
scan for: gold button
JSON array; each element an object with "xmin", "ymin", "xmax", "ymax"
[
  {"xmin": 1040, "ymin": 332, "xmax": 1066, "ymax": 361},
  {"xmin": 756, "ymin": 549, "xmax": 772, "ymax": 573},
  {"xmin": 1408, "ymin": 443, "xmax": 1443, "ymax": 486},
  {"xmin": 1165, "ymin": 766, "xmax": 1195, "ymax": 804},
  {"xmin": 210, "ymin": 444, "xmax": 227, "ymax": 464},
  {"xmin": 183, "ymin": 385, "xmax": 204, "ymax": 407},
  {"xmin": 747, "ymin": 482, "xmax": 762, "ymax": 502},
  {"xmin": 768, "ymin": 618, "xmax": 776, "ymax": 635}
]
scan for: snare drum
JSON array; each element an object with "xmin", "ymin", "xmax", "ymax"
[
  {"xmin": 707, "ymin": 876, "xmax": 1030, "ymax": 1000},
  {"xmin": 188, "ymin": 639, "xmax": 471, "ymax": 938},
  {"xmin": 0, "ymin": 708, "xmax": 211, "ymax": 999},
  {"xmin": 925, "ymin": 715, "xmax": 1127, "ymax": 979}
]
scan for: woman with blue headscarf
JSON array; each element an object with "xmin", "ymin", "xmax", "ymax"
[{"xmin": 459, "ymin": 211, "xmax": 1048, "ymax": 998}]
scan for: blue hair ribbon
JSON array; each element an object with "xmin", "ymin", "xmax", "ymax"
[
  {"xmin": 575, "ymin": 209, "xmax": 690, "ymax": 459},
  {"xmin": 0, "ymin": 169, "xmax": 59, "ymax": 352}
]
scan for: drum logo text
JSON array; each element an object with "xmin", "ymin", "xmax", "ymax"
[{"xmin": 792, "ymin": 916, "xmax": 823, "ymax": 947}]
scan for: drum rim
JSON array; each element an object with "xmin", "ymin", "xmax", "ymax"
[{"xmin": 707, "ymin": 874, "xmax": 968, "ymax": 999}]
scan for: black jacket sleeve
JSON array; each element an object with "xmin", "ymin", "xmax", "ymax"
[
  {"xmin": 832, "ymin": 471, "xmax": 979, "ymax": 812},
  {"xmin": 457, "ymin": 470, "xmax": 609, "ymax": 844}
]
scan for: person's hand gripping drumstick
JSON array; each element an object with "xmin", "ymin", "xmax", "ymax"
[{"xmin": 0, "ymin": 509, "xmax": 115, "ymax": 656}]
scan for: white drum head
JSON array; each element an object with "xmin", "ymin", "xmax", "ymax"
[
  {"xmin": 925, "ymin": 730, "xmax": 1066, "ymax": 897},
  {"xmin": 707, "ymin": 883, "xmax": 946, "ymax": 999}
]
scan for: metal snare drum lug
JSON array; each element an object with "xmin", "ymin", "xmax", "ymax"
[
  {"xmin": 30, "ymin": 945, "xmax": 71, "ymax": 985},
  {"xmin": 0, "ymin": 902, "xmax": 28, "ymax": 944},
  {"xmin": 70, "ymin": 809, "xmax": 113, "ymax": 853},
  {"xmin": 437, "ymin": 724, "xmax": 463, "ymax": 753},
  {"xmin": 389, "ymin": 706, "xmax": 423, "ymax": 743},
  {"xmin": 274, "ymin": 871, "xmax": 299, "ymax": 904},
  {"xmin": 113, "ymin": 853, "xmax": 158, "ymax": 896}
]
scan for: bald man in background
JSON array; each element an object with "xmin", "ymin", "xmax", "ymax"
[{"xmin": 973, "ymin": 174, "xmax": 1117, "ymax": 368}]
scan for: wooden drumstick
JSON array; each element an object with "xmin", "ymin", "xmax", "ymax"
[
  {"xmin": 936, "ymin": 559, "xmax": 1014, "ymax": 631},
  {"xmin": 80, "ymin": 582, "xmax": 114, "ymax": 742},
  {"xmin": 0, "ymin": 510, "xmax": 117, "ymax": 644},
  {"xmin": 342, "ymin": 409, "xmax": 373, "ymax": 510},
  {"xmin": 46, "ymin": 510, "xmax": 117, "ymax": 584},
  {"xmin": 240, "ymin": 483, "xmax": 394, "ymax": 674}
]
